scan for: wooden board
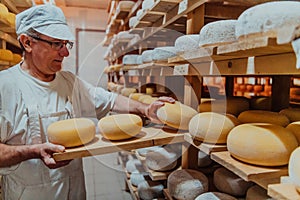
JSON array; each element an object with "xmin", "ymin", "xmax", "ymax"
[
  {"xmin": 184, "ymin": 133, "xmax": 227, "ymax": 155},
  {"xmin": 139, "ymin": 11, "xmax": 165, "ymax": 23},
  {"xmin": 163, "ymin": 188, "xmax": 174, "ymax": 200},
  {"xmin": 53, "ymin": 126, "xmax": 186, "ymax": 161},
  {"xmin": 268, "ymin": 184, "xmax": 300, "ymax": 200},
  {"xmin": 151, "ymin": 0, "xmax": 181, "ymax": 13},
  {"xmin": 211, "ymin": 151, "xmax": 287, "ymax": 189}
]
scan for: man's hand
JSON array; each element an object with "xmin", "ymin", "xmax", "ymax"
[{"xmin": 145, "ymin": 96, "xmax": 175, "ymax": 124}]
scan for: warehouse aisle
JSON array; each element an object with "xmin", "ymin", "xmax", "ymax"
[{"xmin": 83, "ymin": 153, "xmax": 132, "ymax": 200}]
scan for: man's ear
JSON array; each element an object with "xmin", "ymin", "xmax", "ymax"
[{"xmin": 19, "ymin": 34, "xmax": 32, "ymax": 52}]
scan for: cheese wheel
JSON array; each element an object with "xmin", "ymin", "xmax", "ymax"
[
  {"xmin": 136, "ymin": 146, "xmax": 162, "ymax": 157},
  {"xmin": 238, "ymin": 110, "xmax": 290, "ymax": 127},
  {"xmin": 0, "ymin": 3, "xmax": 8, "ymax": 14},
  {"xmin": 195, "ymin": 192, "xmax": 238, "ymax": 200},
  {"xmin": 0, "ymin": 49, "xmax": 13, "ymax": 61},
  {"xmin": 189, "ymin": 112, "xmax": 240, "ymax": 144},
  {"xmin": 157, "ymin": 101, "xmax": 198, "ymax": 130},
  {"xmin": 142, "ymin": 0, "xmax": 155, "ymax": 10},
  {"xmin": 175, "ymin": 34, "xmax": 199, "ymax": 53},
  {"xmin": 199, "ymin": 20, "xmax": 237, "ymax": 47},
  {"xmin": 129, "ymin": 16, "xmax": 137, "ymax": 28},
  {"xmin": 11, "ymin": 53, "xmax": 22, "ymax": 64},
  {"xmin": 122, "ymin": 54, "xmax": 139, "ymax": 65},
  {"xmin": 130, "ymin": 173, "xmax": 148, "ymax": 187},
  {"xmin": 137, "ymin": 180, "xmax": 165, "ymax": 200},
  {"xmin": 168, "ymin": 169, "xmax": 209, "ymax": 200},
  {"xmin": 125, "ymin": 159, "xmax": 145, "ymax": 174},
  {"xmin": 120, "ymin": 87, "xmax": 137, "ymax": 97},
  {"xmin": 198, "ymin": 150, "xmax": 213, "ymax": 168},
  {"xmin": 152, "ymin": 46, "xmax": 177, "ymax": 61},
  {"xmin": 145, "ymin": 147, "xmax": 178, "ymax": 172},
  {"xmin": 227, "ymin": 123, "xmax": 298, "ymax": 166},
  {"xmin": 138, "ymin": 94, "xmax": 152, "ymax": 103},
  {"xmin": 141, "ymin": 97, "xmax": 158, "ymax": 105},
  {"xmin": 129, "ymin": 93, "xmax": 145, "ymax": 101},
  {"xmin": 141, "ymin": 50, "xmax": 153, "ymax": 63},
  {"xmin": 249, "ymin": 96, "xmax": 272, "ymax": 111},
  {"xmin": 47, "ymin": 118, "xmax": 96, "ymax": 147},
  {"xmin": 235, "ymin": 2, "xmax": 300, "ymax": 39},
  {"xmin": 198, "ymin": 97, "xmax": 249, "ymax": 116},
  {"xmin": 288, "ymin": 147, "xmax": 300, "ymax": 192},
  {"xmin": 146, "ymin": 87, "xmax": 154, "ymax": 95},
  {"xmin": 286, "ymin": 122, "xmax": 300, "ymax": 144},
  {"xmin": 246, "ymin": 185, "xmax": 272, "ymax": 200},
  {"xmin": 98, "ymin": 114, "xmax": 142, "ymax": 140},
  {"xmin": 213, "ymin": 167, "xmax": 253, "ymax": 196},
  {"xmin": 279, "ymin": 108, "xmax": 300, "ymax": 122}
]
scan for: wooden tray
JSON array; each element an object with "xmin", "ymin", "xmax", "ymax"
[{"xmin": 53, "ymin": 126, "xmax": 186, "ymax": 161}]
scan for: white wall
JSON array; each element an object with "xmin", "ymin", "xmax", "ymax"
[{"xmin": 60, "ymin": 6, "xmax": 109, "ymax": 87}]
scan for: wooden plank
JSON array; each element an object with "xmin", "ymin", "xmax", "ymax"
[
  {"xmin": 125, "ymin": 178, "xmax": 139, "ymax": 200},
  {"xmin": 268, "ymin": 184, "xmax": 300, "ymax": 200},
  {"xmin": 211, "ymin": 151, "xmax": 288, "ymax": 189},
  {"xmin": 151, "ymin": 0, "xmax": 181, "ymax": 13},
  {"xmin": 53, "ymin": 126, "xmax": 185, "ymax": 161},
  {"xmin": 139, "ymin": 11, "xmax": 165, "ymax": 23},
  {"xmin": 163, "ymin": 188, "xmax": 174, "ymax": 200},
  {"xmin": 184, "ymin": 133, "xmax": 227, "ymax": 155}
]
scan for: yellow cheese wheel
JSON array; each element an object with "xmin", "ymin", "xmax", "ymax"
[
  {"xmin": 5, "ymin": 12, "xmax": 15, "ymax": 26},
  {"xmin": 47, "ymin": 118, "xmax": 96, "ymax": 147},
  {"xmin": 198, "ymin": 97, "xmax": 249, "ymax": 116},
  {"xmin": 286, "ymin": 122, "xmax": 300, "ymax": 144},
  {"xmin": 279, "ymin": 108, "xmax": 300, "ymax": 122},
  {"xmin": 129, "ymin": 93, "xmax": 144, "ymax": 101},
  {"xmin": 249, "ymin": 96, "xmax": 272, "ymax": 111},
  {"xmin": 121, "ymin": 87, "xmax": 137, "ymax": 97},
  {"xmin": 141, "ymin": 97, "xmax": 158, "ymax": 105},
  {"xmin": 0, "ymin": 3, "xmax": 8, "ymax": 14},
  {"xmin": 246, "ymin": 185, "xmax": 271, "ymax": 200},
  {"xmin": 189, "ymin": 112, "xmax": 240, "ymax": 144},
  {"xmin": 238, "ymin": 110, "xmax": 290, "ymax": 127},
  {"xmin": 227, "ymin": 123, "xmax": 298, "ymax": 166},
  {"xmin": 157, "ymin": 101, "xmax": 198, "ymax": 130},
  {"xmin": 11, "ymin": 53, "xmax": 22, "ymax": 64},
  {"xmin": 0, "ymin": 49, "xmax": 13, "ymax": 61},
  {"xmin": 138, "ymin": 94, "xmax": 152, "ymax": 103},
  {"xmin": 98, "ymin": 114, "xmax": 142, "ymax": 140},
  {"xmin": 288, "ymin": 147, "xmax": 300, "ymax": 192}
]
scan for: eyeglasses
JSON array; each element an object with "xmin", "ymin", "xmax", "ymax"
[{"xmin": 28, "ymin": 35, "xmax": 74, "ymax": 50}]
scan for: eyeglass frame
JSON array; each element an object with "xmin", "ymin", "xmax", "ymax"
[{"xmin": 27, "ymin": 34, "xmax": 74, "ymax": 50}]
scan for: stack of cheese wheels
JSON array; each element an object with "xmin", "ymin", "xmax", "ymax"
[
  {"xmin": 97, "ymin": 114, "xmax": 142, "ymax": 140},
  {"xmin": 157, "ymin": 101, "xmax": 198, "ymax": 130},
  {"xmin": 213, "ymin": 167, "xmax": 253, "ymax": 197},
  {"xmin": 279, "ymin": 108, "xmax": 300, "ymax": 122},
  {"xmin": 286, "ymin": 122, "xmax": 300, "ymax": 143},
  {"xmin": 120, "ymin": 87, "xmax": 137, "ymax": 97},
  {"xmin": 288, "ymin": 147, "xmax": 300, "ymax": 193},
  {"xmin": 137, "ymin": 179, "xmax": 165, "ymax": 200},
  {"xmin": 249, "ymin": 96, "xmax": 272, "ymax": 110},
  {"xmin": 198, "ymin": 96, "xmax": 249, "ymax": 117},
  {"xmin": 152, "ymin": 46, "xmax": 177, "ymax": 61},
  {"xmin": 235, "ymin": 1, "xmax": 300, "ymax": 40},
  {"xmin": 238, "ymin": 110, "xmax": 290, "ymax": 127},
  {"xmin": 189, "ymin": 112, "xmax": 240, "ymax": 144},
  {"xmin": 168, "ymin": 169, "xmax": 209, "ymax": 200},
  {"xmin": 246, "ymin": 185, "xmax": 271, "ymax": 200},
  {"xmin": 174, "ymin": 34, "xmax": 199, "ymax": 53},
  {"xmin": 145, "ymin": 147, "xmax": 178, "ymax": 172},
  {"xmin": 195, "ymin": 192, "xmax": 238, "ymax": 200},
  {"xmin": 227, "ymin": 123, "xmax": 298, "ymax": 166},
  {"xmin": 47, "ymin": 118, "xmax": 96, "ymax": 147},
  {"xmin": 199, "ymin": 20, "xmax": 237, "ymax": 47}
]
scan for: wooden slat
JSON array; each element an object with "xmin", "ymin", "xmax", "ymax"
[
  {"xmin": 53, "ymin": 126, "xmax": 186, "ymax": 161},
  {"xmin": 268, "ymin": 184, "xmax": 300, "ymax": 200},
  {"xmin": 163, "ymin": 188, "xmax": 174, "ymax": 200},
  {"xmin": 211, "ymin": 151, "xmax": 288, "ymax": 189},
  {"xmin": 151, "ymin": 0, "xmax": 181, "ymax": 13}
]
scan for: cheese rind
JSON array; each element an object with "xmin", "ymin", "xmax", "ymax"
[
  {"xmin": 145, "ymin": 147, "xmax": 178, "ymax": 172},
  {"xmin": 286, "ymin": 122, "xmax": 300, "ymax": 144},
  {"xmin": 47, "ymin": 118, "xmax": 96, "ymax": 147},
  {"xmin": 227, "ymin": 123, "xmax": 298, "ymax": 166},
  {"xmin": 189, "ymin": 112, "xmax": 239, "ymax": 144},
  {"xmin": 279, "ymin": 108, "xmax": 300, "ymax": 122},
  {"xmin": 195, "ymin": 192, "xmax": 238, "ymax": 200},
  {"xmin": 288, "ymin": 147, "xmax": 300, "ymax": 191},
  {"xmin": 157, "ymin": 101, "xmax": 198, "ymax": 130},
  {"xmin": 98, "ymin": 114, "xmax": 142, "ymax": 140}
]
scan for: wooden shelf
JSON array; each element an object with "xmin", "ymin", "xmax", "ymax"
[
  {"xmin": 53, "ymin": 125, "xmax": 186, "ymax": 161},
  {"xmin": 184, "ymin": 133, "xmax": 227, "ymax": 155},
  {"xmin": 268, "ymin": 183, "xmax": 300, "ymax": 200},
  {"xmin": 0, "ymin": 18, "xmax": 15, "ymax": 34},
  {"xmin": 0, "ymin": 30, "xmax": 19, "ymax": 47},
  {"xmin": 211, "ymin": 151, "xmax": 286, "ymax": 190},
  {"xmin": 163, "ymin": 188, "xmax": 174, "ymax": 200}
]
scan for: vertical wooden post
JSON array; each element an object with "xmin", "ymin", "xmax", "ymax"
[{"xmin": 271, "ymin": 75, "xmax": 291, "ymax": 112}]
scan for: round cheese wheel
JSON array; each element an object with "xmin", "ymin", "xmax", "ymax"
[
  {"xmin": 138, "ymin": 94, "xmax": 152, "ymax": 103},
  {"xmin": 122, "ymin": 54, "xmax": 139, "ymax": 65},
  {"xmin": 227, "ymin": 123, "xmax": 298, "ymax": 166},
  {"xmin": 152, "ymin": 46, "xmax": 177, "ymax": 61},
  {"xmin": 145, "ymin": 147, "xmax": 178, "ymax": 172},
  {"xmin": 286, "ymin": 122, "xmax": 300, "ymax": 144},
  {"xmin": 129, "ymin": 16, "xmax": 138, "ymax": 28},
  {"xmin": 175, "ymin": 34, "xmax": 199, "ymax": 53},
  {"xmin": 0, "ymin": 49, "xmax": 13, "ymax": 61},
  {"xmin": 249, "ymin": 96, "xmax": 272, "ymax": 111},
  {"xmin": 141, "ymin": 50, "xmax": 153, "ymax": 63},
  {"xmin": 198, "ymin": 150, "xmax": 213, "ymax": 168},
  {"xmin": 141, "ymin": 97, "xmax": 158, "ymax": 105},
  {"xmin": 189, "ymin": 112, "xmax": 240, "ymax": 144},
  {"xmin": 136, "ymin": 146, "xmax": 162, "ymax": 157},
  {"xmin": 288, "ymin": 147, "xmax": 300, "ymax": 192},
  {"xmin": 98, "ymin": 114, "xmax": 142, "ymax": 140},
  {"xmin": 236, "ymin": 1, "xmax": 300, "ymax": 39},
  {"xmin": 142, "ymin": 0, "xmax": 155, "ymax": 10},
  {"xmin": 5, "ymin": 12, "xmax": 15, "ymax": 26},
  {"xmin": 125, "ymin": 159, "xmax": 145, "ymax": 174},
  {"xmin": 0, "ymin": 3, "xmax": 8, "ymax": 14},
  {"xmin": 168, "ymin": 169, "xmax": 209, "ymax": 200},
  {"xmin": 213, "ymin": 167, "xmax": 253, "ymax": 196},
  {"xmin": 195, "ymin": 192, "xmax": 238, "ymax": 200},
  {"xmin": 279, "ymin": 108, "xmax": 300, "ymax": 122},
  {"xmin": 120, "ymin": 87, "xmax": 137, "ymax": 97},
  {"xmin": 11, "ymin": 53, "xmax": 22, "ymax": 64},
  {"xmin": 246, "ymin": 185, "xmax": 272, "ymax": 200},
  {"xmin": 130, "ymin": 173, "xmax": 148, "ymax": 187},
  {"xmin": 199, "ymin": 20, "xmax": 237, "ymax": 47},
  {"xmin": 198, "ymin": 97, "xmax": 249, "ymax": 116},
  {"xmin": 238, "ymin": 110, "xmax": 290, "ymax": 127},
  {"xmin": 47, "ymin": 118, "xmax": 96, "ymax": 147},
  {"xmin": 129, "ymin": 93, "xmax": 145, "ymax": 101},
  {"xmin": 157, "ymin": 101, "xmax": 198, "ymax": 130},
  {"xmin": 137, "ymin": 180, "xmax": 165, "ymax": 200}
]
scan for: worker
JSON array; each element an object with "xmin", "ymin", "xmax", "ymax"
[{"xmin": 0, "ymin": 3, "xmax": 175, "ymax": 200}]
